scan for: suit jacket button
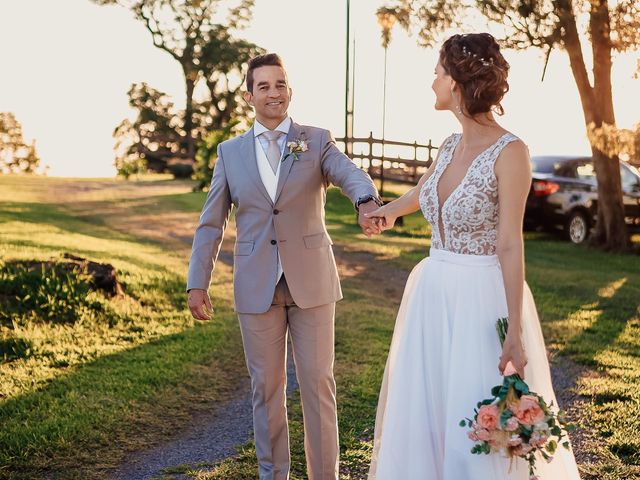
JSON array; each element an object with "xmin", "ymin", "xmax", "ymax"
[
  {"xmin": 273, "ymin": 209, "xmax": 280, "ymax": 215},
  {"xmin": 270, "ymin": 240, "xmax": 277, "ymax": 245}
]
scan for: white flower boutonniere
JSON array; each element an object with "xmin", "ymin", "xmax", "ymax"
[{"xmin": 282, "ymin": 136, "xmax": 309, "ymax": 162}]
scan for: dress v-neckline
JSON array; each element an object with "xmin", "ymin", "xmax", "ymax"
[{"xmin": 435, "ymin": 132, "xmax": 510, "ymax": 246}]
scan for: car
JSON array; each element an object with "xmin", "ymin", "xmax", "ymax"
[{"xmin": 524, "ymin": 155, "xmax": 640, "ymax": 244}]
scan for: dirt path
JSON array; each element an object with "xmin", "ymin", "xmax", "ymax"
[{"xmin": 110, "ymin": 351, "xmax": 300, "ymax": 480}]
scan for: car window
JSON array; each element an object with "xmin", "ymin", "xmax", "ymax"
[
  {"xmin": 530, "ymin": 157, "xmax": 559, "ymax": 173},
  {"xmin": 556, "ymin": 161, "xmax": 578, "ymax": 178},
  {"xmin": 576, "ymin": 162, "xmax": 596, "ymax": 180},
  {"xmin": 621, "ymin": 164, "xmax": 639, "ymax": 189}
]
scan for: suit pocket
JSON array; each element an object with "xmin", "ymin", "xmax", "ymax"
[
  {"xmin": 234, "ymin": 241, "xmax": 254, "ymax": 256},
  {"xmin": 303, "ymin": 232, "xmax": 333, "ymax": 249},
  {"xmin": 290, "ymin": 155, "xmax": 315, "ymax": 171}
]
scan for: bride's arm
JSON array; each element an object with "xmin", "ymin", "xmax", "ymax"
[
  {"xmin": 364, "ymin": 143, "xmax": 443, "ymax": 229},
  {"xmin": 495, "ymin": 139, "xmax": 532, "ymax": 378}
]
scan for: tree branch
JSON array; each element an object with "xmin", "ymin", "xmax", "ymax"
[{"xmin": 554, "ymin": 0, "xmax": 596, "ymax": 122}]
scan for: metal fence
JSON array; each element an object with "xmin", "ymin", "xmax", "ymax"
[{"xmin": 336, "ymin": 132, "xmax": 438, "ymax": 195}]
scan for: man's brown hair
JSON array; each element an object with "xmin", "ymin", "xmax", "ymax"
[{"xmin": 246, "ymin": 53, "xmax": 285, "ymax": 93}]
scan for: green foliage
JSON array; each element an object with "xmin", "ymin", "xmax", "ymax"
[
  {"xmin": 0, "ymin": 112, "xmax": 41, "ymax": 175},
  {"xmin": 193, "ymin": 119, "xmax": 241, "ymax": 190},
  {"xmin": 99, "ymin": 0, "xmax": 264, "ymax": 174},
  {"xmin": 0, "ymin": 261, "xmax": 105, "ymax": 325},
  {"xmin": 115, "ymin": 155, "xmax": 147, "ymax": 179},
  {"xmin": 0, "ymin": 337, "xmax": 34, "ymax": 362},
  {"xmin": 167, "ymin": 161, "xmax": 195, "ymax": 179},
  {"xmin": 0, "ymin": 176, "xmax": 244, "ymax": 478}
]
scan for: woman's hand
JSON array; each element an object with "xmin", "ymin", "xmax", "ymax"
[
  {"xmin": 499, "ymin": 333, "xmax": 528, "ymax": 378},
  {"xmin": 364, "ymin": 205, "xmax": 397, "ymax": 232}
]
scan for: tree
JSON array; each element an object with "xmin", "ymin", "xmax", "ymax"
[
  {"xmin": 193, "ymin": 118, "xmax": 240, "ymax": 190},
  {"xmin": 387, "ymin": 0, "xmax": 640, "ymax": 251},
  {"xmin": 0, "ymin": 112, "xmax": 41, "ymax": 175},
  {"xmin": 93, "ymin": 0, "xmax": 263, "ymax": 173},
  {"xmin": 113, "ymin": 83, "xmax": 184, "ymax": 175}
]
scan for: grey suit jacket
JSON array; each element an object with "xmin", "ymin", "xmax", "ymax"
[{"xmin": 187, "ymin": 121, "xmax": 378, "ymax": 314}]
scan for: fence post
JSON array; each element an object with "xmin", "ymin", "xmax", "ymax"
[
  {"xmin": 413, "ymin": 141, "xmax": 419, "ymax": 182},
  {"xmin": 426, "ymin": 139, "xmax": 434, "ymax": 168},
  {"xmin": 367, "ymin": 132, "xmax": 374, "ymax": 176}
]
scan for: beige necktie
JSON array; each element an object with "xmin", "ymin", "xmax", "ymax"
[{"xmin": 262, "ymin": 130, "xmax": 283, "ymax": 174}]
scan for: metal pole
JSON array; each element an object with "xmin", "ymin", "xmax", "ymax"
[
  {"xmin": 381, "ymin": 44, "xmax": 388, "ymax": 198},
  {"xmin": 345, "ymin": 0, "xmax": 351, "ymax": 155},
  {"xmin": 351, "ymin": 36, "xmax": 356, "ymax": 152}
]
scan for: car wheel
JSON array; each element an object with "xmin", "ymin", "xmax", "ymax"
[{"xmin": 565, "ymin": 211, "xmax": 590, "ymax": 244}]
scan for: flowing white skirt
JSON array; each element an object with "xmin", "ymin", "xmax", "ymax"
[{"xmin": 368, "ymin": 248, "xmax": 581, "ymax": 480}]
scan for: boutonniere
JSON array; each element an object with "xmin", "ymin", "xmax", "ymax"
[{"xmin": 282, "ymin": 135, "xmax": 309, "ymax": 162}]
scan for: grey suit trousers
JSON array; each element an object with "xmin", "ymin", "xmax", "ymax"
[{"xmin": 238, "ymin": 276, "xmax": 339, "ymax": 480}]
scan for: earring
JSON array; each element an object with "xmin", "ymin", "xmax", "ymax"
[{"xmin": 451, "ymin": 90, "xmax": 461, "ymax": 115}]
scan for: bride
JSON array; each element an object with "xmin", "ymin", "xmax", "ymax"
[{"xmin": 364, "ymin": 33, "xmax": 581, "ymax": 479}]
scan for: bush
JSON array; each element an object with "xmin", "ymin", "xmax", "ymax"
[
  {"xmin": 0, "ymin": 261, "xmax": 105, "ymax": 325},
  {"xmin": 0, "ymin": 337, "xmax": 34, "ymax": 362},
  {"xmin": 193, "ymin": 119, "xmax": 240, "ymax": 190},
  {"xmin": 167, "ymin": 162, "xmax": 194, "ymax": 179}
]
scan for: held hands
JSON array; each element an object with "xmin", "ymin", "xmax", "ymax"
[
  {"xmin": 188, "ymin": 288, "xmax": 213, "ymax": 321},
  {"xmin": 358, "ymin": 200, "xmax": 384, "ymax": 237},
  {"xmin": 498, "ymin": 333, "xmax": 528, "ymax": 378},
  {"xmin": 363, "ymin": 205, "xmax": 397, "ymax": 234}
]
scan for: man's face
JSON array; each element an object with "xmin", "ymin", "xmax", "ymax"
[{"xmin": 244, "ymin": 65, "xmax": 292, "ymax": 123}]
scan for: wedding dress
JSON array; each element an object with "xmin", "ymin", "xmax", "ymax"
[{"xmin": 368, "ymin": 132, "xmax": 581, "ymax": 479}]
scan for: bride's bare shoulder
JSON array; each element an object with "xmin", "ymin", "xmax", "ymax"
[{"xmin": 495, "ymin": 134, "xmax": 531, "ymax": 180}]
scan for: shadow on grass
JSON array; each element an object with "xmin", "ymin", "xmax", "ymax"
[
  {"xmin": 0, "ymin": 202, "xmax": 192, "ymax": 277},
  {"xmin": 0, "ymin": 308, "xmax": 246, "ymax": 480}
]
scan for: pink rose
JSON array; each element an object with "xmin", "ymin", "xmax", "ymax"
[
  {"xmin": 530, "ymin": 432, "xmax": 549, "ymax": 448},
  {"xmin": 512, "ymin": 442, "xmax": 533, "ymax": 456},
  {"xmin": 505, "ymin": 416, "xmax": 520, "ymax": 431},
  {"xmin": 475, "ymin": 428, "xmax": 491, "ymax": 441},
  {"xmin": 513, "ymin": 395, "xmax": 545, "ymax": 426},
  {"xmin": 508, "ymin": 434, "xmax": 523, "ymax": 447},
  {"xmin": 477, "ymin": 404, "xmax": 500, "ymax": 430}
]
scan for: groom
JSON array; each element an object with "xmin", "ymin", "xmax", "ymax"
[{"xmin": 187, "ymin": 53, "xmax": 381, "ymax": 480}]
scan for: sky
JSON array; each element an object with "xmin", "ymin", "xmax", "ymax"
[{"xmin": 0, "ymin": 0, "xmax": 638, "ymax": 177}]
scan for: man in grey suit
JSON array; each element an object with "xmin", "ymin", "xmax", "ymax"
[{"xmin": 187, "ymin": 53, "xmax": 381, "ymax": 480}]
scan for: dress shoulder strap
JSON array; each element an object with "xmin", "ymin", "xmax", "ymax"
[{"xmin": 487, "ymin": 133, "xmax": 520, "ymax": 164}]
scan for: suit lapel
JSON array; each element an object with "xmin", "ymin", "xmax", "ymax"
[
  {"xmin": 239, "ymin": 127, "xmax": 273, "ymax": 205},
  {"xmin": 274, "ymin": 122, "xmax": 302, "ymax": 204}
]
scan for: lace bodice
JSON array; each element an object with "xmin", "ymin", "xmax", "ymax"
[{"xmin": 419, "ymin": 132, "xmax": 520, "ymax": 255}]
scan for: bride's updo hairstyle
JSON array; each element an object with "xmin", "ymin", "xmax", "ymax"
[{"xmin": 439, "ymin": 33, "xmax": 510, "ymax": 116}]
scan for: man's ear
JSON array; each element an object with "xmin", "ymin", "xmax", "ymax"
[
  {"xmin": 288, "ymin": 87, "xmax": 293, "ymax": 101},
  {"xmin": 243, "ymin": 90, "xmax": 254, "ymax": 106}
]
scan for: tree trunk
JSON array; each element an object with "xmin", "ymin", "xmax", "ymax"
[
  {"xmin": 558, "ymin": 0, "xmax": 629, "ymax": 251},
  {"xmin": 589, "ymin": 0, "xmax": 629, "ymax": 251},
  {"xmin": 184, "ymin": 69, "xmax": 196, "ymax": 162}
]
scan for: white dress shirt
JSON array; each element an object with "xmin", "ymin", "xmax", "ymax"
[{"xmin": 253, "ymin": 117, "xmax": 292, "ymax": 284}]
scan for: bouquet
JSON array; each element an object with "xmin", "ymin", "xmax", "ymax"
[{"xmin": 459, "ymin": 318, "xmax": 575, "ymax": 479}]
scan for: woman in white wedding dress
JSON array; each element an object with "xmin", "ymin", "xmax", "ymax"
[{"xmin": 364, "ymin": 33, "xmax": 581, "ymax": 480}]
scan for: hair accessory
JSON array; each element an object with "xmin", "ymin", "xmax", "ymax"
[{"xmin": 461, "ymin": 45, "xmax": 493, "ymax": 67}]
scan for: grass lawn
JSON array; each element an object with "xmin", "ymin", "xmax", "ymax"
[
  {"xmin": 0, "ymin": 176, "xmax": 639, "ymax": 480},
  {"xmin": 0, "ymin": 176, "xmax": 245, "ymax": 479}
]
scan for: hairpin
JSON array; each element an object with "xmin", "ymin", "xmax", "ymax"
[{"xmin": 461, "ymin": 45, "xmax": 493, "ymax": 67}]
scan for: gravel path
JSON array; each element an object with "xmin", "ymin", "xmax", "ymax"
[
  {"xmin": 110, "ymin": 341, "xmax": 299, "ymax": 480},
  {"xmin": 109, "ymin": 249, "xmax": 298, "ymax": 480}
]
